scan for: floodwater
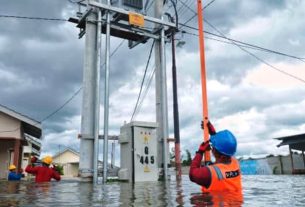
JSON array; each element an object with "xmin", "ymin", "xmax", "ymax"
[{"xmin": 1, "ymin": 175, "xmax": 305, "ymax": 206}]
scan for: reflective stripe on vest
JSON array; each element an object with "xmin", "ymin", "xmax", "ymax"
[
  {"xmin": 212, "ymin": 165, "xmax": 224, "ymax": 180},
  {"xmin": 201, "ymin": 157, "xmax": 242, "ymax": 192}
]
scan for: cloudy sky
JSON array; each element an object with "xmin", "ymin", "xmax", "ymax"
[{"xmin": 1, "ymin": 0, "xmax": 305, "ymax": 164}]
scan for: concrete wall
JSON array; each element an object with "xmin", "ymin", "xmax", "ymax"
[
  {"xmin": 0, "ymin": 141, "xmax": 14, "ymax": 179},
  {"xmin": 0, "ymin": 112, "xmax": 21, "ymax": 139},
  {"xmin": 240, "ymin": 154, "xmax": 305, "ymax": 175}
]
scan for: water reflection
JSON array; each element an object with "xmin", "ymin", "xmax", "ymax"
[
  {"xmin": 190, "ymin": 192, "xmax": 243, "ymax": 207},
  {"xmin": 1, "ymin": 175, "xmax": 305, "ymax": 206}
]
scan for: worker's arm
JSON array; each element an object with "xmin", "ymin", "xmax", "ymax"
[
  {"xmin": 25, "ymin": 165, "xmax": 38, "ymax": 174},
  {"xmin": 189, "ymin": 152, "xmax": 211, "ymax": 188},
  {"xmin": 51, "ymin": 168, "xmax": 61, "ymax": 181},
  {"xmin": 25, "ymin": 156, "xmax": 39, "ymax": 174}
]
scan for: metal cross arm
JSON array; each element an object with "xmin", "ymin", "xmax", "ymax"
[{"xmin": 88, "ymin": 1, "xmax": 176, "ymax": 28}]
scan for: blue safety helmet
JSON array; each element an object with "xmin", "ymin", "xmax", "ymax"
[{"xmin": 209, "ymin": 129, "xmax": 237, "ymax": 156}]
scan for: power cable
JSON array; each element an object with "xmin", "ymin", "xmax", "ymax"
[
  {"xmin": 40, "ymin": 87, "xmax": 83, "ymax": 123},
  {"xmin": 182, "ymin": 30, "xmax": 300, "ymax": 56},
  {"xmin": 40, "ymin": 40, "xmax": 125, "ymax": 123},
  {"xmin": 178, "ymin": 1, "xmax": 305, "ymax": 83},
  {"xmin": 204, "ymin": 19, "xmax": 305, "ymax": 84},
  {"xmin": 2, "ymin": 13, "xmax": 301, "ymax": 61},
  {"xmin": 204, "ymin": 0, "xmax": 217, "ymax": 10},
  {"xmin": 177, "ymin": 0, "xmax": 193, "ymax": 18},
  {"xmin": 0, "ymin": 14, "xmax": 67, "ymax": 22},
  {"xmin": 177, "ymin": 0, "xmax": 191, "ymax": 13},
  {"xmin": 179, "ymin": 23, "xmax": 305, "ymax": 62},
  {"xmin": 178, "ymin": 0, "xmax": 216, "ymax": 29},
  {"xmin": 177, "ymin": 0, "xmax": 305, "ymax": 61},
  {"xmin": 67, "ymin": 0, "xmax": 86, "ymax": 3},
  {"xmin": 0, "ymin": 37, "xmax": 125, "ymax": 134},
  {"xmin": 135, "ymin": 66, "xmax": 156, "ymax": 118},
  {"xmin": 0, "ymin": 87, "xmax": 82, "ymax": 134},
  {"xmin": 130, "ymin": 40, "xmax": 155, "ymax": 122}
]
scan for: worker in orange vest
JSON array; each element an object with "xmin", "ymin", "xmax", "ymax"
[{"xmin": 189, "ymin": 122, "xmax": 242, "ymax": 194}]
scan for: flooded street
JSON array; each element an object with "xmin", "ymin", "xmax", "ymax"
[{"xmin": 1, "ymin": 175, "xmax": 305, "ymax": 206}]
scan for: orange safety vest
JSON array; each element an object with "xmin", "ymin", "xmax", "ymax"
[{"xmin": 201, "ymin": 157, "xmax": 242, "ymax": 192}]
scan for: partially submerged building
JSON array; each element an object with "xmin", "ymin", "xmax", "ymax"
[
  {"xmin": 239, "ymin": 133, "xmax": 305, "ymax": 175},
  {"xmin": 0, "ymin": 104, "xmax": 41, "ymax": 179},
  {"xmin": 53, "ymin": 147, "xmax": 80, "ymax": 177},
  {"xmin": 52, "ymin": 147, "xmax": 119, "ymax": 177},
  {"xmin": 276, "ymin": 133, "xmax": 305, "ymax": 174}
]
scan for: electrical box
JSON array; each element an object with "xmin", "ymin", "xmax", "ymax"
[
  {"xmin": 111, "ymin": 0, "xmax": 145, "ymax": 13},
  {"xmin": 119, "ymin": 121, "xmax": 158, "ymax": 182}
]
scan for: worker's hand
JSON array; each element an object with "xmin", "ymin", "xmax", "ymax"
[
  {"xmin": 19, "ymin": 168, "xmax": 24, "ymax": 173},
  {"xmin": 201, "ymin": 120, "xmax": 216, "ymax": 135},
  {"xmin": 197, "ymin": 141, "xmax": 211, "ymax": 154},
  {"xmin": 30, "ymin": 156, "xmax": 37, "ymax": 163},
  {"xmin": 52, "ymin": 165, "xmax": 58, "ymax": 172}
]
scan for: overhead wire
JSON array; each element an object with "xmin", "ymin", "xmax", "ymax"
[
  {"xmin": 0, "ymin": 14, "xmax": 67, "ymax": 21},
  {"xmin": 178, "ymin": 0, "xmax": 216, "ymax": 29},
  {"xmin": 179, "ymin": 1, "xmax": 305, "ymax": 83},
  {"xmin": 130, "ymin": 40, "xmax": 155, "ymax": 122},
  {"xmin": 1, "ymin": 4, "xmax": 305, "ymax": 129},
  {"xmin": 177, "ymin": 0, "xmax": 191, "ymax": 13},
  {"xmin": 135, "ymin": 66, "xmax": 156, "ymax": 118},
  {"xmin": 67, "ymin": 0, "xmax": 86, "ymax": 3},
  {"xmin": 181, "ymin": 28, "xmax": 305, "ymax": 61},
  {"xmin": 204, "ymin": 19, "xmax": 305, "ymax": 84},
  {"xmin": 40, "ymin": 87, "xmax": 83, "ymax": 123},
  {"xmin": 0, "ymin": 29, "xmax": 126, "ymax": 134},
  {"xmin": 1, "ymin": 13, "xmax": 302, "ymax": 61}
]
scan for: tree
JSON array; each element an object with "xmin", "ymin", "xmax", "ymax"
[{"xmin": 182, "ymin": 149, "xmax": 192, "ymax": 166}]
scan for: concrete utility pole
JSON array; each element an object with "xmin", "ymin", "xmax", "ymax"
[
  {"xmin": 73, "ymin": 0, "xmax": 176, "ymax": 183},
  {"xmin": 155, "ymin": 0, "xmax": 169, "ymax": 180},
  {"xmin": 170, "ymin": 20, "xmax": 182, "ymax": 180},
  {"xmin": 103, "ymin": 0, "xmax": 111, "ymax": 183},
  {"xmin": 79, "ymin": 1, "xmax": 101, "ymax": 181}
]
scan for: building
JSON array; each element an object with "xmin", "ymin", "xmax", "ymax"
[
  {"xmin": 52, "ymin": 148, "xmax": 80, "ymax": 177},
  {"xmin": 276, "ymin": 133, "xmax": 305, "ymax": 174},
  {"xmin": 53, "ymin": 147, "xmax": 120, "ymax": 177},
  {"xmin": 0, "ymin": 104, "xmax": 41, "ymax": 179}
]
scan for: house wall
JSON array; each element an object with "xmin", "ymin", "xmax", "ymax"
[
  {"xmin": 0, "ymin": 141, "xmax": 15, "ymax": 179},
  {"xmin": 53, "ymin": 151, "xmax": 80, "ymax": 177},
  {"xmin": 53, "ymin": 151, "xmax": 79, "ymax": 164},
  {"xmin": 0, "ymin": 112, "xmax": 21, "ymax": 139},
  {"xmin": 62, "ymin": 163, "xmax": 79, "ymax": 177}
]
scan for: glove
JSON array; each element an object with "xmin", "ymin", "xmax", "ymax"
[
  {"xmin": 201, "ymin": 120, "xmax": 216, "ymax": 135},
  {"xmin": 52, "ymin": 165, "xmax": 59, "ymax": 172},
  {"xmin": 197, "ymin": 141, "xmax": 210, "ymax": 154},
  {"xmin": 31, "ymin": 156, "xmax": 38, "ymax": 163}
]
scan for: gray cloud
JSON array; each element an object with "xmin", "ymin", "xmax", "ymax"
[{"xmin": 0, "ymin": 0, "xmax": 304, "ymax": 160}]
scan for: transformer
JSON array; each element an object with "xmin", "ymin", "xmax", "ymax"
[
  {"xmin": 111, "ymin": 0, "xmax": 146, "ymax": 13},
  {"xmin": 118, "ymin": 121, "xmax": 159, "ymax": 182}
]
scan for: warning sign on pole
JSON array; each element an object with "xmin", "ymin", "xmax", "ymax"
[{"xmin": 128, "ymin": 12, "xmax": 145, "ymax": 27}]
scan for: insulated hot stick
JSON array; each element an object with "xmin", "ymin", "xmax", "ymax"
[{"xmin": 197, "ymin": 0, "xmax": 211, "ymax": 162}]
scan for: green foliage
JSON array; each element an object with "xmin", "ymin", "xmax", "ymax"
[
  {"xmin": 54, "ymin": 165, "xmax": 64, "ymax": 175},
  {"xmin": 182, "ymin": 149, "xmax": 192, "ymax": 166}
]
